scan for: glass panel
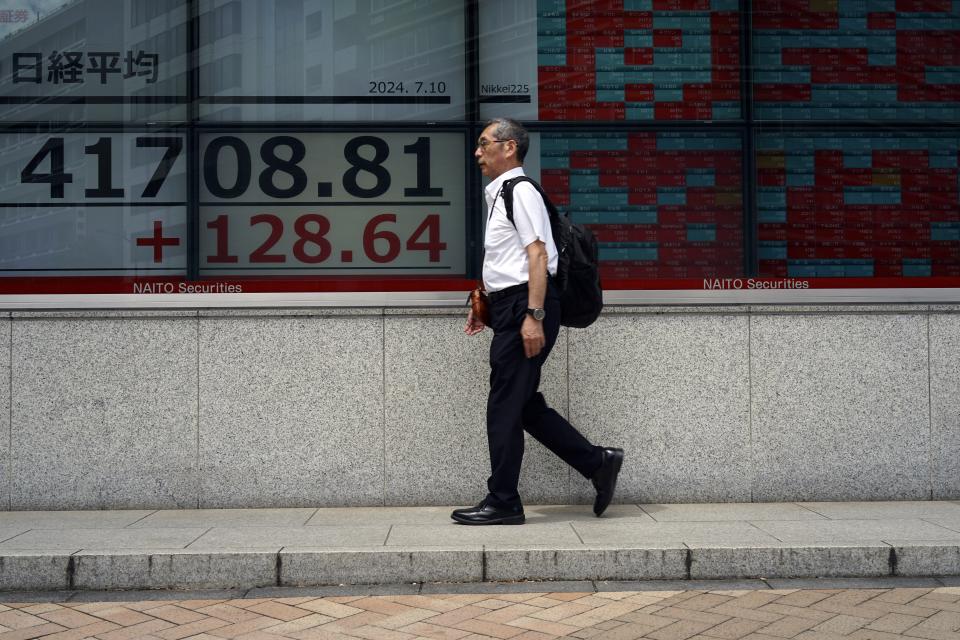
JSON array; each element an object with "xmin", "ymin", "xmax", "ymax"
[
  {"xmin": 0, "ymin": 0, "xmax": 189, "ymax": 122},
  {"xmin": 524, "ymin": 130, "xmax": 744, "ymax": 282},
  {"xmin": 197, "ymin": 0, "xmax": 466, "ymax": 121},
  {"xmin": 3, "ymin": 0, "xmax": 960, "ymax": 299},
  {"xmin": 0, "ymin": 131, "xmax": 187, "ymax": 277},
  {"xmin": 752, "ymin": 1, "xmax": 960, "ymax": 121},
  {"xmin": 479, "ymin": 0, "xmax": 742, "ymax": 121},
  {"xmin": 757, "ymin": 132, "xmax": 960, "ymax": 279},
  {"xmin": 197, "ymin": 131, "xmax": 466, "ymax": 277}
]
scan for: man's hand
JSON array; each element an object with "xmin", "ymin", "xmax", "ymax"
[
  {"xmin": 465, "ymin": 308, "xmax": 486, "ymax": 335},
  {"xmin": 521, "ymin": 315, "xmax": 545, "ymax": 358}
]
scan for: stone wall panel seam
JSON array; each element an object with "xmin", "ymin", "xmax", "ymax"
[
  {"xmin": 381, "ymin": 313, "xmax": 387, "ymax": 507},
  {"xmin": 5, "ymin": 314, "xmax": 11, "ymax": 511},
  {"xmin": 927, "ymin": 313, "xmax": 934, "ymax": 500},
  {"xmin": 566, "ymin": 326, "xmax": 572, "ymax": 504},
  {"xmin": 748, "ymin": 309, "xmax": 755, "ymax": 504},
  {"xmin": 196, "ymin": 313, "xmax": 201, "ymax": 509}
]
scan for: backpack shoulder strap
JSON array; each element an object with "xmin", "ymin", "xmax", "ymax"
[{"xmin": 501, "ymin": 176, "xmax": 560, "ymax": 229}]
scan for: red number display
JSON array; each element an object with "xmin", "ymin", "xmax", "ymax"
[
  {"xmin": 204, "ymin": 213, "xmax": 444, "ymax": 265},
  {"xmin": 363, "ymin": 214, "xmax": 401, "ymax": 263},
  {"xmin": 293, "ymin": 214, "xmax": 332, "ymax": 263}
]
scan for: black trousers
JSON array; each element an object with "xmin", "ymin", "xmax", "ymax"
[{"xmin": 485, "ymin": 282, "xmax": 602, "ymax": 508}]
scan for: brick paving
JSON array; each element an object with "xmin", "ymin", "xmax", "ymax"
[{"xmin": 0, "ymin": 586, "xmax": 957, "ymax": 640}]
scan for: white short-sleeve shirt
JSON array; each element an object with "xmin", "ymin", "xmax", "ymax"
[{"xmin": 482, "ymin": 167, "xmax": 558, "ymax": 292}]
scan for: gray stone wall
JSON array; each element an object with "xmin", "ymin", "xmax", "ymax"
[
  {"xmin": 2, "ymin": 312, "xmax": 9, "ymax": 505},
  {"xmin": 2, "ymin": 305, "xmax": 958, "ymax": 509},
  {"xmin": 931, "ymin": 309, "xmax": 960, "ymax": 499}
]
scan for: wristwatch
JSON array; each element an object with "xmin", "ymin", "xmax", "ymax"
[{"xmin": 526, "ymin": 307, "xmax": 546, "ymax": 321}]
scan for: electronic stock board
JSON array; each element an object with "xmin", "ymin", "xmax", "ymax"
[{"xmin": 2, "ymin": 0, "xmax": 959, "ymax": 296}]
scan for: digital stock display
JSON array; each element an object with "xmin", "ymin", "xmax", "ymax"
[
  {"xmin": 196, "ymin": 0, "xmax": 465, "ymax": 122},
  {"xmin": 757, "ymin": 133, "xmax": 960, "ymax": 279},
  {"xmin": 0, "ymin": 0, "xmax": 188, "ymax": 123},
  {"xmin": 1, "ymin": 0, "xmax": 959, "ymax": 297},
  {"xmin": 0, "ymin": 132, "xmax": 188, "ymax": 277},
  {"xmin": 480, "ymin": 0, "xmax": 742, "ymax": 121},
  {"xmin": 197, "ymin": 132, "xmax": 465, "ymax": 277},
  {"xmin": 479, "ymin": 0, "xmax": 960, "ymax": 289},
  {"xmin": 0, "ymin": 131, "xmax": 465, "ymax": 287},
  {"xmin": 533, "ymin": 131, "xmax": 744, "ymax": 280},
  {"xmin": 753, "ymin": 0, "xmax": 960, "ymax": 121}
]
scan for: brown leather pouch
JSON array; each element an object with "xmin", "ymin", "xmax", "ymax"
[{"xmin": 469, "ymin": 287, "xmax": 491, "ymax": 326}]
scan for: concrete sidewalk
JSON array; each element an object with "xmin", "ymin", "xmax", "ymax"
[{"xmin": 0, "ymin": 501, "xmax": 959, "ymax": 592}]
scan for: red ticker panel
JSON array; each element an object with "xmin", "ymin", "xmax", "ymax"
[
  {"xmin": 536, "ymin": 0, "xmax": 741, "ymax": 120},
  {"xmin": 540, "ymin": 131, "xmax": 744, "ymax": 280},
  {"xmin": 480, "ymin": 0, "xmax": 742, "ymax": 121},
  {"xmin": 757, "ymin": 133, "xmax": 960, "ymax": 278},
  {"xmin": 753, "ymin": 0, "xmax": 960, "ymax": 120}
]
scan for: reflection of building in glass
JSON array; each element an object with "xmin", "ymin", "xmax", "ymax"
[
  {"xmin": 0, "ymin": 2, "xmax": 188, "ymax": 274},
  {"xmin": 351, "ymin": 0, "xmax": 464, "ymax": 120},
  {"xmin": 0, "ymin": 130, "xmax": 188, "ymax": 274},
  {"xmin": 0, "ymin": 0, "xmax": 188, "ymax": 122},
  {"xmin": 200, "ymin": 0, "xmax": 316, "ymax": 120},
  {"xmin": 196, "ymin": 0, "xmax": 244, "ymax": 120},
  {"xmin": 0, "ymin": 0, "xmax": 87, "ymax": 123},
  {"xmin": 477, "ymin": 0, "xmax": 538, "ymax": 120},
  {"xmin": 198, "ymin": 0, "xmax": 464, "ymax": 121},
  {"xmin": 0, "ymin": 0, "xmax": 87, "ymax": 270}
]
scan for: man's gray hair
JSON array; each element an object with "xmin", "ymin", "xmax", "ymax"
[{"xmin": 485, "ymin": 117, "xmax": 529, "ymax": 162}]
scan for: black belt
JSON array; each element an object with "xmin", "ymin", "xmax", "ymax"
[{"xmin": 487, "ymin": 282, "xmax": 528, "ymax": 303}]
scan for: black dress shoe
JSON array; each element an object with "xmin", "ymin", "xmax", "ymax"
[
  {"xmin": 591, "ymin": 447, "xmax": 624, "ymax": 517},
  {"xmin": 451, "ymin": 502, "xmax": 525, "ymax": 525},
  {"xmin": 451, "ymin": 499, "xmax": 486, "ymax": 518}
]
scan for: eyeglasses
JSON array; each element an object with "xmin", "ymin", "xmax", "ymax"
[{"xmin": 476, "ymin": 138, "xmax": 512, "ymax": 149}]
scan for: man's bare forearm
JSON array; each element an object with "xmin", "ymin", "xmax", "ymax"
[{"xmin": 527, "ymin": 241, "xmax": 548, "ymax": 309}]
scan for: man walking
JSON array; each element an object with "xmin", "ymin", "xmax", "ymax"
[{"xmin": 452, "ymin": 118, "xmax": 624, "ymax": 525}]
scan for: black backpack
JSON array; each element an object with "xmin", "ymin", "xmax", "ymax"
[{"xmin": 501, "ymin": 176, "xmax": 603, "ymax": 328}]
